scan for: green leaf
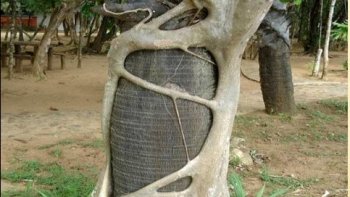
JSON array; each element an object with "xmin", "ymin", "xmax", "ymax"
[
  {"xmin": 256, "ymin": 184, "xmax": 266, "ymax": 197},
  {"xmin": 229, "ymin": 173, "xmax": 246, "ymax": 197},
  {"xmin": 269, "ymin": 188, "xmax": 289, "ymax": 197}
]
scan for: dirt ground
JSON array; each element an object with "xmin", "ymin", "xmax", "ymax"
[{"xmin": 0, "ymin": 46, "xmax": 348, "ymax": 196}]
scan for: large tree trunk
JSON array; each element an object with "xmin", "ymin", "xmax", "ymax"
[
  {"xmin": 111, "ymin": 48, "xmax": 215, "ymax": 195},
  {"xmin": 92, "ymin": 0, "xmax": 273, "ymax": 196},
  {"xmin": 258, "ymin": 0, "xmax": 296, "ymax": 114},
  {"xmin": 109, "ymin": 3, "xmax": 213, "ymax": 195}
]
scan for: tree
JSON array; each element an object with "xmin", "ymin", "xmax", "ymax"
[
  {"xmin": 312, "ymin": 0, "xmax": 324, "ymax": 77},
  {"xmin": 7, "ymin": 0, "xmax": 16, "ymax": 79},
  {"xmin": 91, "ymin": 0, "xmax": 273, "ymax": 196},
  {"xmin": 321, "ymin": 0, "xmax": 337, "ymax": 79},
  {"xmin": 31, "ymin": 0, "xmax": 82, "ymax": 79},
  {"xmin": 297, "ymin": 0, "xmax": 347, "ymax": 53},
  {"xmin": 258, "ymin": 0, "xmax": 296, "ymax": 114}
]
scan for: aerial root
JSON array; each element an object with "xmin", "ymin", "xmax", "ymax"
[
  {"xmin": 181, "ymin": 47, "xmax": 215, "ymax": 65},
  {"xmin": 102, "ymin": 3, "xmax": 153, "ymax": 23},
  {"xmin": 172, "ymin": 98, "xmax": 190, "ymax": 162}
]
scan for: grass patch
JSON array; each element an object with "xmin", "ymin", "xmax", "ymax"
[
  {"xmin": 1, "ymin": 160, "xmax": 95, "ymax": 197},
  {"xmin": 38, "ymin": 139, "xmax": 75, "ymax": 150},
  {"xmin": 228, "ymin": 172, "xmax": 288, "ymax": 197},
  {"xmin": 326, "ymin": 133, "xmax": 347, "ymax": 142},
  {"xmin": 79, "ymin": 139, "xmax": 104, "ymax": 149},
  {"xmin": 49, "ymin": 148, "xmax": 62, "ymax": 158},
  {"xmin": 310, "ymin": 110, "xmax": 334, "ymax": 122},
  {"xmin": 38, "ymin": 138, "xmax": 104, "ymax": 151},
  {"xmin": 229, "ymin": 156, "xmax": 241, "ymax": 168},
  {"xmin": 260, "ymin": 168, "xmax": 318, "ymax": 189},
  {"xmin": 235, "ymin": 116, "xmax": 261, "ymax": 128},
  {"xmin": 278, "ymin": 113, "xmax": 292, "ymax": 123},
  {"xmin": 1, "ymin": 182, "xmax": 38, "ymax": 197},
  {"xmin": 1, "ymin": 160, "xmax": 42, "ymax": 182},
  {"xmin": 229, "ymin": 173, "xmax": 246, "ymax": 197},
  {"xmin": 320, "ymin": 99, "xmax": 348, "ymax": 113}
]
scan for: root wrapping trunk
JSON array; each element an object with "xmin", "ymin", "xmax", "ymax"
[{"xmin": 92, "ymin": 0, "xmax": 273, "ymax": 196}]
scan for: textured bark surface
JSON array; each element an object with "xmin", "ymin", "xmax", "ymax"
[
  {"xmin": 258, "ymin": 1, "xmax": 296, "ymax": 114},
  {"xmin": 92, "ymin": 0, "xmax": 273, "ymax": 196},
  {"xmin": 110, "ymin": 49, "xmax": 216, "ymax": 196}
]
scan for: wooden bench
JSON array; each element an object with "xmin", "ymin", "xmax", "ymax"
[
  {"xmin": 1, "ymin": 40, "xmax": 65, "ymax": 72},
  {"xmin": 1, "ymin": 52, "xmax": 34, "ymax": 72},
  {"xmin": 47, "ymin": 48, "xmax": 66, "ymax": 70}
]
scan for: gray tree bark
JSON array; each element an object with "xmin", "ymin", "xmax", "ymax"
[{"xmin": 258, "ymin": 0, "xmax": 296, "ymax": 114}]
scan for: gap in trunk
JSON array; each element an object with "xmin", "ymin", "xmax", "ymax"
[
  {"xmin": 124, "ymin": 48, "xmax": 218, "ymax": 100},
  {"xmin": 159, "ymin": 8, "xmax": 208, "ymax": 30}
]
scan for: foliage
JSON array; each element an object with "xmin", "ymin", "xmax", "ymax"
[
  {"xmin": 1, "ymin": 0, "xmax": 23, "ymax": 14},
  {"xmin": 81, "ymin": 0, "xmax": 97, "ymax": 19},
  {"xmin": 228, "ymin": 172, "xmax": 288, "ymax": 197},
  {"xmin": 295, "ymin": 0, "xmax": 348, "ymax": 52},
  {"xmin": 22, "ymin": 0, "xmax": 62, "ymax": 14},
  {"xmin": 229, "ymin": 156, "xmax": 242, "ymax": 168},
  {"xmin": 280, "ymin": 0, "xmax": 302, "ymax": 6},
  {"xmin": 229, "ymin": 173, "xmax": 246, "ymax": 197},
  {"xmin": 1, "ymin": 160, "xmax": 95, "ymax": 197},
  {"xmin": 331, "ymin": 21, "xmax": 348, "ymax": 42}
]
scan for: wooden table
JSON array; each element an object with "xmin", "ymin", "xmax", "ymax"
[{"xmin": 1, "ymin": 40, "xmax": 62, "ymax": 72}]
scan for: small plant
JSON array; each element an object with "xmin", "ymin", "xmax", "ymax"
[
  {"xmin": 229, "ymin": 156, "xmax": 242, "ymax": 168},
  {"xmin": 228, "ymin": 172, "xmax": 288, "ymax": 197},
  {"xmin": 49, "ymin": 147, "xmax": 62, "ymax": 158},
  {"xmin": 229, "ymin": 173, "xmax": 246, "ymax": 197},
  {"xmin": 343, "ymin": 60, "xmax": 348, "ymax": 70},
  {"xmin": 260, "ymin": 168, "xmax": 318, "ymax": 189}
]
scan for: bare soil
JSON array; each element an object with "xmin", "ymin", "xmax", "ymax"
[{"xmin": 1, "ymin": 47, "xmax": 348, "ymax": 196}]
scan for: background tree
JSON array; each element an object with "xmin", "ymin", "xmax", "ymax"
[
  {"xmin": 30, "ymin": 0, "xmax": 82, "ymax": 79},
  {"xmin": 258, "ymin": 0, "xmax": 296, "ymax": 114},
  {"xmin": 321, "ymin": 0, "xmax": 337, "ymax": 79},
  {"xmin": 297, "ymin": 0, "xmax": 347, "ymax": 53}
]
